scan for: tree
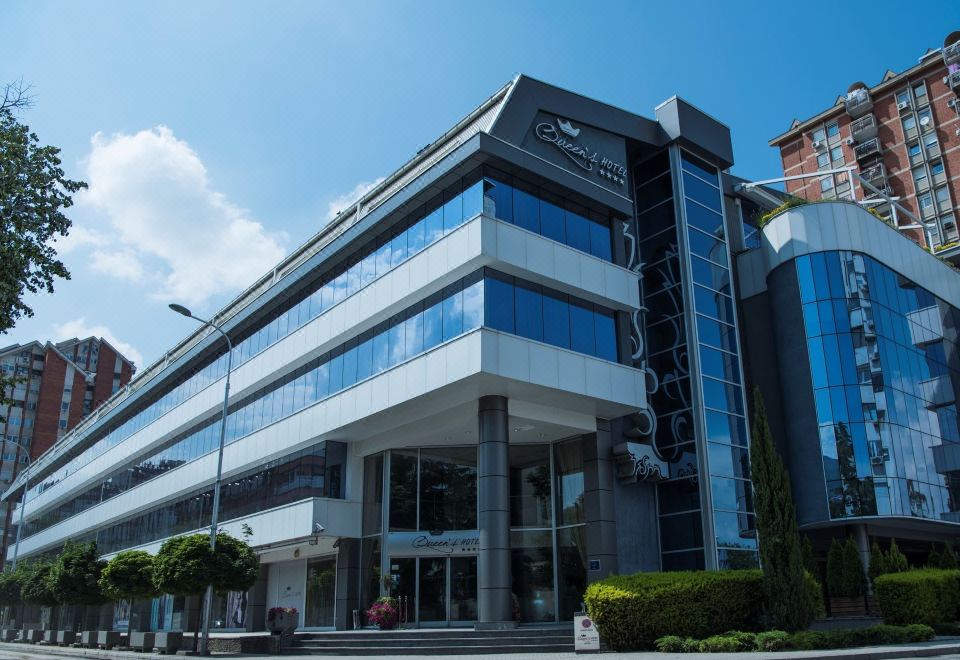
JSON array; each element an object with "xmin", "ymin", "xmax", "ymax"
[
  {"xmin": 884, "ymin": 539, "xmax": 909, "ymax": 574},
  {"xmin": 154, "ymin": 532, "xmax": 258, "ymax": 652},
  {"xmin": 840, "ymin": 538, "xmax": 865, "ymax": 598},
  {"xmin": 48, "ymin": 541, "xmax": 107, "ymax": 630},
  {"xmin": 867, "ymin": 541, "xmax": 884, "ymax": 585},
  {"xmin": 940, "ymin": 543, "xmax": 958, "ymax": 570},
  {"xmin": 927, "ymin": 544, "xmax": 943, "ymax": 569},
  {"xmin": 801, "ymin": 535, "xmax": 816, "ymax": 576},
  {"xmin": 749, "ymin": 389, "xmax": 813, "ymax": 631},
  {"xmin": 826, "ymin": 539, "xmax": 844, "ymax": 596},
  {"xmin": 0, "ymin": 567, "xmax": 25, "ymax": 627},
  {"xmin": 99, "ymin": 551, "xmax": 157, "ymax": 633},
  {"xmin": 20, "ymin": 561, "xmax": 57, "ymax": 608},
  {"xmin": 0, "ymin": 79, "xmax": 86, "ymax": 414}
]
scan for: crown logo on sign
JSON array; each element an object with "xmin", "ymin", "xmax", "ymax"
[{"xmin": 557, "ymin": 118, "xmax": 580, "ymax": 138}]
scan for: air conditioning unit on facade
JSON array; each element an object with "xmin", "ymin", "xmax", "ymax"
[
  {"xmin": 812, "ymin": 140, "xmax": 824, "ymax": 150},
  {"xmin": 845, "ymin": 137, "xmax": 855, "ymax": 145},
  {"xmin": 920, "ymin": 116, "xmax": 932, "ymax": 127},
  {"xmin": 897, "ymin": 101, "xmax": 909, "ymax": 111}
]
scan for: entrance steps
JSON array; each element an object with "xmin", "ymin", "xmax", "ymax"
[{"xmin": 290, "ymin": 626, "xmax": 574, "ymax": 655}]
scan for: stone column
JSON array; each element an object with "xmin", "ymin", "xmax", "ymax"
[
  {"xmin": 476, "ymin": 396, "xmax": 514, "ymax": 629},
  {"xmin": 334, "ymin": 539, "xmax": 360, "ymax": 630},
  {"xmin": 583, "ymin": 419, "xmax": 618, "ymax": 581},
  {"xmin": 245, "ymin": 564, "xmax": 269, "ymax": 631}
]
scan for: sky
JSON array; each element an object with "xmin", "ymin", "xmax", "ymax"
[{"xmin": 3, "ymin": 0, "xmax": 958, "ymax": 372}]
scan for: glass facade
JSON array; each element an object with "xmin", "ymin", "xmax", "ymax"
[
  {"xmin": 42, "ymin": 442, "xmax": 345, "ymax": 555},
  {"xmin": 797, "ymin": 251, "xmax": 960, "ymax": 521},
  {"xmin": 634, "ymin": 148, "xmax": 756, "ymax": 571},
  {"xmin": 25, "ymin": 167, "xmax": 615, "ymax": 506},
  {"xmin": 21, "ymin": 269, "xmax": 620, "ymax": 541}
]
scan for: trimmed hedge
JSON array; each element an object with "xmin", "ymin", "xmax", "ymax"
[
  {"xmin": 583, "ymin": 569, "xmax": 764, "ymax": 650},
  {"xmin": 653, "ymin": 624, "xmax": 935, "ymax": 653},
  {"xmin": 874, "ymin": 569, "xmax": 960, "ymax": 625}
]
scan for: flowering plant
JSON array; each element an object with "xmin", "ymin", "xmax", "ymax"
[
  {"xmin": 366, "ymin": 597, "xmax": 399, "ymax": 630},
  {"xmin": 267, "ymin": 606, "xmax": 299, "ymax": 622}
]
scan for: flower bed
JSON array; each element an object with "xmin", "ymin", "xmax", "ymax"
[{"xmin": 654, "ymin": 624, "xmax": 935, "ymax": 653}]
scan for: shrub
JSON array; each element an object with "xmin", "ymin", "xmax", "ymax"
[
  {"xmin": 653, "ymin": 635, "xmax": 686, "ymax": 652},
  {"xmin": 874, "ymin": 569, "xmax": 960, "ymax": 625},
  {"xmin": 366, "ymin": 596, "xmax": 399, "ymax": 629},
  {"xmin": 868, "ymin": 541, "xmax": 884, "ymax": 584},
  {"xmin": 940, "ymin": 544, "xmax": 958, "ymax": 570},
  {"xmin": 883, "ymin": 539, "xmax": 909, "ymax": 574},
  {"xmin": 927, "ymin": 545, "xmax": 943, "ymax": 568},
  {"xmin": 840, "ymin": 537, "xmax": 865, "ymax": 597},
  {"xmin": 583, "ymin": 569, "xmax": 764, "ymax": 650},
  {"xmin": 755, "ymin": 630, "xmax": 790, "ymax": 651},
  {"xmin": 698, "ymin": 634, "xmax": 742, "ymax": 653},
  {"xmin": 826, "ymin": 539, "xmax": 844, "ymax": 595},
  {"xmin": 804, "ymin": 571, "xmax": 826, "ymax": 618}
]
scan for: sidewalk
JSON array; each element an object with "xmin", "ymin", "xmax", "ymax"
[{"xmin": 0, "ymin": 638, "xmax": 959, "ymax": 660}]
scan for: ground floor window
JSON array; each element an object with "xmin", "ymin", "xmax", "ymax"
[{"xmin": 304, "ymin": 557, "xmax": 337, "ymax": 627}]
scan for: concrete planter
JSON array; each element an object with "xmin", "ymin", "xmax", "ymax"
[
  {"xmin": 129, "ymin": 631, "xmax": 155, "ymax": 651},
  {"xmin": 266, "ymin": 611, "xmax": 299, "ymax": 634},
  {"xmin": 79, "ymin": 631, "xmax": 98, "ymax": 648},
  {"xmin": 41, "ymin": 630, "xmax": 55, "ymax": 644},
  {"xmin": 96, "ymin": 630, "xmax": 123, "ymax": 649},
  {"xmin": 0, "ymin": 630, "xmax": 16, "ymax": 642},
  {"xmin": 23, "ymin": 629, "xmax": 42, "ymax": 643},
  {"xmin": 55, "ymin": 630, "xmax": 75, "ymax": 646},
  {"xmin": 154, "ymin": 631, "xmax": 183, "ymax": 654}
]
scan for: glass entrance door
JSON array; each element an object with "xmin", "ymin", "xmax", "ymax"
[
  {"xmin": 389, "ymin": 556, "xmax": 476, "ymax": 626},
  {"xmin": 304, "ymin": 557, "xmax": 337, "ymax": 628}
]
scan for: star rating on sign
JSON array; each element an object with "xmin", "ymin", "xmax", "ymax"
[{"xmin": 598, "ymin": 169, "xmax": 625, "ymax": 185}]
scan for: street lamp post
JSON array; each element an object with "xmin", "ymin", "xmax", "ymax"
[{"xmin": 168, "ymin": 303, "xmax": 233, "ymax": 657}]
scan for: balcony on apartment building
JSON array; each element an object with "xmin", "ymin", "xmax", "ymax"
[
  {"xmin": 850, "ymin": 114, "xmax": 878, "ymax": 142},
  {"xmin": 859, "ymin": 162, "xmax": 888, "ymax": 188},
  {"xmin": 943, "ymin": 33, "xmax": 960, "ymax": 66},
  {"xmin": 854, "ymin": 137, "xmax": 882, "ymax": 161},
  {"xmin": 845, "ymin": 84, "xmax": 873, "ymax": 118}
]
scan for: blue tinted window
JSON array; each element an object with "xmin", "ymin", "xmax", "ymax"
[
  {"xmin": 515, "ymin": 282, "xmax": 543, "ymax": 342},
  {"xmin": 462, "ymin": 175, "xmax": 483, "ymax": 221},
  {"xmin": 514, "ymin": 184, "xmax": 540, "ymax": 233},
  {"xmin": 683, "ymin": 172, "xmax": 721, "ymax": 211},
  {"xmin": 443, "ymin": 284, "xmax": 463, "ymax": 341},
  {"xmin": 424, "ymin": 200, "xmax": 444, "ymax": 245},
  {"xmin": 570, "ymin": 301, "xmax": 596, "ymax": 356},
  {"xmin": 702, "ymin": 376, "xmax": 744, "ymax": 415},
  {"xmin": 483, "ymin": 177, "xmax": 513, "ymax": 223},
  {"xmin": 685, "ymin": 202, "xmax": 724, "ymax": 239},
  {"xmin": 374, "ymin": 240, "xmax": 391, "ymax": 278},
  {"xmin": 342, "ymin": 344, "xmax": 358, "ymax": 388},
  {"xmin": 356, "ymin": 336, "xmax": 373, "ymax": 381},
  {"xmin": 405, "ymin": 308, "xmax": 423, "ymax": 359},
  {"xmin": 462, "ymin": 275, "xmax": 484, "ymax": 331},
  {"xmin": 407, "ymin": 218, "xmax": 426, "ymax": 257},
  {"xmin": 699, "ymin": 345, "xmax": 740, "ymax": 384},
  {"xmin": 594, "ymin": 310, "xmax": 617, "ymax": 361},
  {"xmin": 423, "ymin": 295, "xmax": 443, "ymax": 350},
  {"xmin": 589, "ymin": 218, "xmax": 612, "ymax": 261},
  {"xmin": 372, "ymin": 329, "xmax": 389, "ymax": 374},
  {"xmin": 687, "ymin": 227, "xmax": 727, "ymax": 266},
  {"xmin": 691, "ymin": 256, "xmax": 730, "ymax": 294},
  {"xmin": 705, "ymin": 410, "xmax": 747, "ymax": 446},
  {"xmin": 697, "ymin": 315, "xmax": 738, "ymax": 353},
  {"xmin": 388, "ymin": 318, "xmax": 405, "ymax": 367},
  {"xmin": 485, "ymin": 273, "xmax": 515, "ymax": 332},
  {"xmin": 328, "ymin": 353, "xmax": 344, "ymax": 392},
  {"xmin": 694, "ymin": 285, "xmax": 734, "ymax": 324},
  {"xmin": 807, "ymin": 337, "xmax": 827, "ymax": 389},
  {"xmin": 565, "ymin": 207, "xmax": 591, "ymax": 253},
  {"xmin": 390, "ymin": 232, "xmax": 407, "ymax": 268},
  {"xmin": 443, "ymin": 186, "xmax": 463, "ymax": 233},
  {"xmin": 543, "ymin": 292, "xmax": 570, "ymax": 349},
  {"xmin": 803, "ymin": 303, "xmax": 821, "ymax": 337},
  {"xmin": 540, "ymin": 196, "xmax": 566, "ymax": 244},
  {"xmin": 681, "ymin": 152, "xmax": 718, "ymax": 183},
  {"xmin": 797, "ymin": 256, "xmax": 816, "ymax": 303}
]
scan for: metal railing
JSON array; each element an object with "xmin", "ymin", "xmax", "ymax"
[
  {"xmin": 944, "ymin": 41, "xmax": 960, "ymax": 66},
  {"xmin": 845, "ymin": 91, "xmax": 873, "ymax": 117},
  {"xmin": 854, "ymin": 138, "xmax": 882, "ymax": 160},
  {"xmin": 849, "ymin": 114, "xmax": 878, "ymax": 141},
  {"xmin": 859, "ymin": 163, "xmax": 887, "ymax": 185}
]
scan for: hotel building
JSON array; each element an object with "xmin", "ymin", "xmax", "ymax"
[{"xmin": 4, "ymin": 74, "xmax": 960, "ymax": 633}]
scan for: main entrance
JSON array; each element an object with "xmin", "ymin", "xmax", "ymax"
[{"xmin": 390, "ymin": 556, "xmax": 477, "ymax": 626}]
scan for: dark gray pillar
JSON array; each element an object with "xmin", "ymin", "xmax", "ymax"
[
  {"xmin": 583, "ymin": 419, "xmax": 618, "ymax": 581},
  {"xmin": 334, "ymin": 539, "xmax": 360, "ymax": 630},
  {"xmin": 245, "ymin": 564, "xmax": 269, "ymax": 631},
  {"xmin": 476, "ymin": 396, "xmax": 514, "ymax": 629}
]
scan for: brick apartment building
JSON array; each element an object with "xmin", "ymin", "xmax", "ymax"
[
  {"xmin": 0, "ymin": 336, "xmax": 135, "ymax": 556},
  {"xmin": 769, "ymin": 30, "xmax": 960, "ymax": 261}
]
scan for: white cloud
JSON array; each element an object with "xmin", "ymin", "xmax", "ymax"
[
  {"xmin": 52, "ymin": 318, "xmax": 144, "ymax": 368},
  {"xmin": 324, "ymin": 177, "xmax": 385, "ymax": 223},
  {"xmin": 75, "ymin": 126, "xmax": 287, "ymax": 306},
  {"xmin": 55, "ymin": 225, "xmax": 111, "ymax": 255},
  {"xmin": 90, "ymin": 249, "xmax": 144, "ymax": 281}
]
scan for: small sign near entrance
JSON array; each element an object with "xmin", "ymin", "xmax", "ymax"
[
  {"xmin": 574, "ymin": 615, "xmax": 601, "ymax": 653},
  {"xmin": 589, "ymin": 559, "xmax": 601, "ymax": 572}
]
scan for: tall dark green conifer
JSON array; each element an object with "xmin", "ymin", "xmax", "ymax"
[{"xmin": 750, "ymin": 388, "xmax": 814, "ymax": 631}]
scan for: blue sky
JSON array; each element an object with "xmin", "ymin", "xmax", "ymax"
[{"xmin": 3, "ymin": 0, "xmax": 958, "ymax": 369}]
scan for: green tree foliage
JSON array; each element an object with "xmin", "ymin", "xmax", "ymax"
[
  {"xmin": 153, "ymin": 535, "xmax": 211, "ymax": 597},
  {"xmin": 48, "ymin": 541, "xmax": 107, "ymax": 606},
  {"xmin": 0, "ymin": 568, "xmax": 24, "ymax": 607},
  {"xmin": 801, "ymin": 536, "xmax": 816, "ymax": 576},
  {"xmin": 99, "ymin": 550, "xmax": 157, "ymax": 633},
  {"xmin": 99, "ymin": 550, "xmax": 157, "ymax": 602},
  {"xmin": 20, "ymin": 561, "xmax": 57, "ymax": 607},
  {"xmin": 840, "ymin": 538, "xmax": 866, "ymax": 598},
  {"xmin": 0, "ymin": 82, "xmax": 86, "ymax": 414},
  {"xmin": 209, "ymin": 532, "xmax": 259, "ymax": 594},
  {"xmin": 868, "ymin": 541, "xmax": 884, "ymax": 584},
  {"xmin": 940, "ymin": 544, "xmax": 957, "ymax": 570},
  {"xmin": 884, "ymin": 539, "xmax": 909, "ymax": 574},
  {"xmin": 749, "ymin": 389, "xmax": 813, "ymax": 631},
  {"xmin": 826, "ymin": 539, "xmax": 844, "ymax": 596},
  {"xmin": 928, "ymin": 545, "xmax": 943, "ymax": 569}
]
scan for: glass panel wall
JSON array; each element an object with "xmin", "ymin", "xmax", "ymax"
[
  {"xmin": 304, "ymin": 557, "xmax": 337, "ymax": 628},
  {"xmin": 680, "ymin": 151, "xmax": 757, "ymax": 569},
  {"xmin": 796, "ymin": 250, "xmax": 960, "ymax": 521}
]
